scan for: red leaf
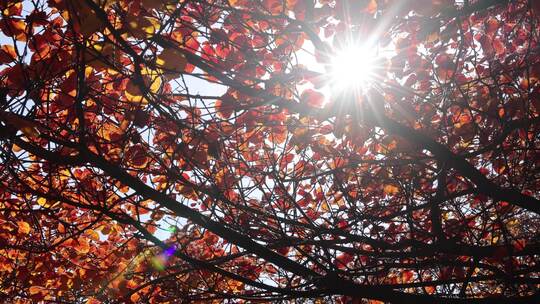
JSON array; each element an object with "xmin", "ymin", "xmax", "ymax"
[
  {"xmin": 336, "ymin": 253, "xmax": 353, "ymax": 269},
  {"xmin": 216, "ymin": 94, "xmax": 236, "ymax": 119},
  {"xmin": 300, "ymin": 89, "xmax": 325, "ymax": 108},
  {"xmin": 402, "ymin": 270, "xmax": 414, "ymax": 282},
  {"xmin": 0, "ymin": 45, "xmax": 16, "ymax": 64},
  {"xmin": 125, "ymin": 144, "xmax": 150, "ymax": 168}
]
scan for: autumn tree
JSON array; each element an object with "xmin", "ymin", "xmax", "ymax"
[{"xmin": 1, "ymin": 0, "xmax": 540, "ymax": 302}]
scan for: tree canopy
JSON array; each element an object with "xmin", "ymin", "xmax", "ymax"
[{"xmin": 1, "ymin": 0, "xmax": 540, "ymax": 303}]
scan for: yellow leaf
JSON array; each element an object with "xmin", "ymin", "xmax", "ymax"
[
  {"xmin": 37, "ymin": 197, "xmax": 47, "ymax": 207},
  {"xmin": 141, "ymin": 67, "xmax": 162, "ymax": 93},
  {"xmin": 321, "ymin": 201, "xmax": 330, "ymax": 212},
  {"xmin": 125, "ymin": 80, "xmax": 145, "ymax": 103},
  {"xmin": 126, "ymin": 16, "xmax": 160, "ymax": 38},
  {"xmin": 125, "ymin": 69, "xmax": 162, "ymax": 103},
  {"xmin": 37, "ymin": 197, "xmax": 58, "ymax": 208}
]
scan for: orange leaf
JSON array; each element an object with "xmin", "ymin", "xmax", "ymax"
[
  {"xmin": 0, "ymin": 18, "xmax": 27, "ymax": 41},
  {"xmin": 383, "ymin": 184, "xmax": 399, "ymax": 195},
  {"xmin": 86, "ymin": 229, "xmax": 100, "ymax": 241},
  {"xmin": 75, "ymin": 236, "xmax": 90, "ymax": 254},
  {"xmin": 85, "ymin": 298, "xmax": 102, "ymax": 304},
  {"xmin": 17, "ymin": 221, "xmax": 31, "ymax": 234},
  {"xmin": 29, "ymin": 286, "xmax": 44, "ymax": 295},
  {"xmin": 492, "ymin": 38, "xmax": 505, "ymax": 56},
  {"xmin": 130, "ymin": 292, "xmax": 140, "ymax": 302},
  {"xmin": 484, "ymin": 17, "xmax": 499, "ymax": 36},
  {"xmin": 363, "ymin": 0, "xmax": 377, "ymax": 14}
]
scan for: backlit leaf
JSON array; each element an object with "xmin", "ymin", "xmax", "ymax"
[{"xmin": 17, "ymin": 221, "xmax": 30, "ymax": 234}]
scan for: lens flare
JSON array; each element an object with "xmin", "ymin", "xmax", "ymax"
[{"xmin": 329, "ymin": 46, "xmax": 378, "ymax": 92}]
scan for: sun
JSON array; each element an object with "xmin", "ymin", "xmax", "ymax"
[{"xmin": 329, "ymin": 45, "xmax": 378, "ymax": 92}]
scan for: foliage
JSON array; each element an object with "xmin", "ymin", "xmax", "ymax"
[{"xmin": 0, "ymin": 0, "xmax": 540, "ymax": 303}]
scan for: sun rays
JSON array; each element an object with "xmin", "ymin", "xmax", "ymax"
[{"xmin": 329, "ymin": 45, "xmax": 379, "ymax": 93}]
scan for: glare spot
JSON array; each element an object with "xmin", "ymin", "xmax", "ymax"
[{"xmin": 329, "ymin": 46, "xmax": 377, "ymax": 91}]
